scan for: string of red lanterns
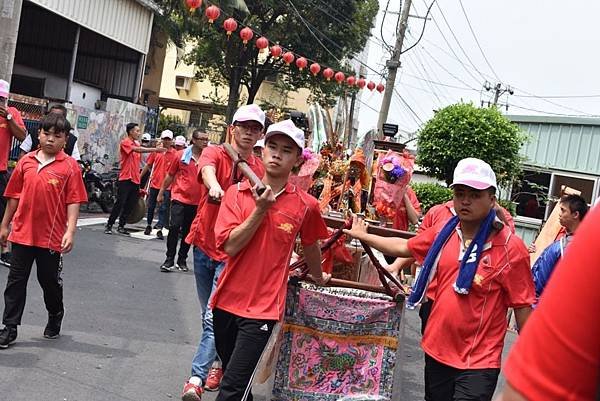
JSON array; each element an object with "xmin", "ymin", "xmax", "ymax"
[{"xmin": 183, "ymin": 0, "xmax": 385, "ymax": 93}]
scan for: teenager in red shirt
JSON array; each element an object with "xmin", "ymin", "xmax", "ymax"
[
  {"xmin": 181, "ymin": 104, "xmax": 266, "ymax": 401},
  {"xmin": 141, "ymin": 130, "xmax": 177, "ymax": 239},
  {"xmin": 345, "ymin": 158, "xmax": 535, "ymax": 401},
  {"xmin": 105, "ymin": 123, "xmax": 164, "ymax": 235},
  {"xmin": 0, "ymin": 79, "xmax": 27, "ymax": 266},
  {"xmin": 496, "ymin": 205, "xmax": 600, "ymax": 401},
  {"xmin": 211, "ymin": 119, "xmax": 329, "ymax": 401},
  {"xmin": 157, "ymin": 130, "xmax": 208, "ymax": 272},
  {"xmin": 0, "ymin": 113, "xmax": 87, "ymax": 348}
]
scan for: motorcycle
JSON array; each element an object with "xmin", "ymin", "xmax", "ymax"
[{"xmin": 79, "ymin": 155, "xmax": 117, "ymax": 213}]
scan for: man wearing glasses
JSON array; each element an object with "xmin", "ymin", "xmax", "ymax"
[
  {"xmin": 157, "ymin": 130, "xmax": 209, "ymax": 272},
  {"xmin": 181, "ymin": 105, "xmax": 266, "ymax": 401}
]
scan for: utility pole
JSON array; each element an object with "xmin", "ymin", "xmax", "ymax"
[
  {"xmin": 377, "ymin": 0, "xmax": 412, "ymax": 138},
  {"xmin": 0, "ymin": 0, "xmax": 24, "ymax": 83},
  {"xmin": 484, "ymin": 81, "xmax": 513, "ymax": 106}
]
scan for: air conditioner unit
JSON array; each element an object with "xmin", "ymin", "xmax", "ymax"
[{"xmin": 175, "ymin": 76, "xmax": 192, "ymax": 91}]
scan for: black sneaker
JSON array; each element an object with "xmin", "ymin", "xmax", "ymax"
[
  {"xmin": 117, "ymin": 226, "xmax": 130, "ymax": 236},
  {"xmin": 144, "ymin": 226, "xmax": 152, "ymax": 236},
  {"xmin": 156, "ymin": 230, "xmax": 164, "ymax": 240},
  {"xmin": 104, "ymin": 225, "xmax": 113, "ymax": 235},
  {"xmin": 43, "ymin": 311, "xmax": 64, "ymax": 339},
  {"xmin": 0, "ymin": 252, "xmax": 11, "ymax": 267},
  {"xmin": 160, "ymin": 258, "xmax": 175, "ymax": 272},
  {"xmin": 0, "ymin": 325, "xmax": 17, "ymax": 349},
  {"xmin": 176, "ymin": 260, "xmax": 188, "ymax": 272}
]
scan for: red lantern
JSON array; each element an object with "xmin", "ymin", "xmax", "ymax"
[
  {"xmin": 205, "ymin": 5, "xmax": 220, "ymax": 23},
  {"xmin": 186, "ymin": 0, "xmax": 202, "ymax": 12},
  {"xmin": 334, "ymin": 71, "xmax": 345, "ymax": 84},
  {"xmin": 323, "ymin": 68, "xmax": 334, "ymax": 81},
  {"xmin": 357, "ymin": 78, "xmax": 366, "ymax": 89},
  {"xmin": 367, "ymin": 81, "xmax": 376, "ymax": 91},
  {"xmin": 256, "ymin": 37, "xmax": 269, "ymax": 52},
  {"xmin": 309, "ymin": 63, "xmax": 321, "ymax": 76},
  {"xmin": 223, "ymin": 18, "xmax": 237, "ymax": 36},
  {"xmin": 296, "ymin": 57, "xmax": 308, "ymax": 71},
  {"xmin": 239, "ymin": 27, "xmax": 254, "ymax": 45},
  {"xmin": 376, "ymin": 83, "xmax": 385, "ymax": 93},
  {"xmin": 346, "ymin": 76, "xmax": 356, "ymax": 86},
  {"xmin": 270, "ymin": 45, "xmax": 282, "ymax": 58},
  {"xmin": 282, "ymin": 52, "xmax": 295, "ymax": 65}
]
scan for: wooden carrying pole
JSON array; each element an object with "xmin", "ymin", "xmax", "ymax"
[{"xmin": 223, "ymin": 143, "xmax": 266, "ymax": 196}]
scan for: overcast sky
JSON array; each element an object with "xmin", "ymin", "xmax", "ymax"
[{"xmin": 356, "ymin": 0, "xmax": 600, "ymax": 139}]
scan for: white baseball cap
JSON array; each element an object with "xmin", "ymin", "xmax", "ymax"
[
  {"xmin": 265, "ymin": 119, "xmax": 304, "ymax": 151},
  {"xmin": 0, "ymin": 79, "xmax": 9, "ymax": 98},
  {"xmin": 254, "ymin": 139, "xmax": 265, "ymax": 148},
  {"xmin": 141, "ymin": 133, "xmax": 151, "ymax": 142},
  {"xmin": 232, "ymin": 104, "xmax": 266, "ymax": 127},
  {"xmin": 174, "ymin": 135, "xmax": 187, "ymax": 146},
  {"xmin": 451, "ymin": 158, "xmax": 497, "ymax": 190},
  {"xmin": 160, "ymin": 129, "xmax": 174, "ymax": 139}
]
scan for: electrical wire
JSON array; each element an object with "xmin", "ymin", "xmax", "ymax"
[
  {"xmin": 380, "ymin": 0, "xmax": 394, "ymax": 51},
  {"xmin": 401, "ymin": 0, "xmax": 436, "ymax": 55},
  {"xmin": 393, "ymin": 87, "xmax": 425, "ymax": 126},
  {"xmin": 514, "ymin": 94, "xmax": 600, "ymax": 99},
  {"xmin": 507, "ymin": 103, "xmax": 600, "ymax": 118},
  {"xmin": 457, "ymin": 0, "xmax": 502, "ymax": 82}
]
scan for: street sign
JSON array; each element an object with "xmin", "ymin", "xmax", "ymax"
[
  {"xmin": 77, "ymin": 115, "xmax": 89, "ymax": 130},
  {"xmin": 382, "ymin": 123, "xmax": 398, "ymax": 137}
]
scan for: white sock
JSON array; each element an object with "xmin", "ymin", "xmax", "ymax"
[{"xmin": 189, "ymin": 376, "xmax": 202, "ymax": 386}]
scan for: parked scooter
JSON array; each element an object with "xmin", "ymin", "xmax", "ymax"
[{"xmin": 79, "ymin": 154, "xmax": 116, "ymax": 213}]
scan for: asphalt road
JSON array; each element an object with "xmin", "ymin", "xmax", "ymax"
[{"xmin": 0, "ymin": 217, "xmax": 514, "ymax": 401}]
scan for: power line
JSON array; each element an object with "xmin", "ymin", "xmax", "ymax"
[
  {"xmin": 515, "ymin": 94, "xmax": 600, "ymax": 99},
  {"xmin": 457, "ymin": 0, "xmax": 502, "ymax": 82},
  {"xmin": 393, "ymin": 87, "xmax": 425, "ymax": 126},
  {"xmin": 507, "ymin": 103, "xmax": 600, "ymax": 118},
  {"xmin": 380, "ymin": 0, "xmax": 395, "ymax": 51},
  {"xmin": 401, "ymin": 0, "xmax": 436, "ymax": 55}
]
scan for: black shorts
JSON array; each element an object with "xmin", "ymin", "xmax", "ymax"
[
  {"xmin": 424, "ymin": 354, "xmax": 500, "ymax": 401},
  {"xmin": 0, "ymin": 171, "xmax": 8, "ymax": 220}
]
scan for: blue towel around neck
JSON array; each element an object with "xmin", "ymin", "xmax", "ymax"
[
  {"xmin": 406, "ymin": 208, "xmax": 497, "ymax": 309},
  {"xmin": 181, "ymin": 145, "xmax": 194, "ymax": 164}
]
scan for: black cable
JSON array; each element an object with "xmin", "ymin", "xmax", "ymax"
[
  {"xmin": 393, "ymin": 87, "xmax": 425, "ymax": 125},
  {"xmin": 458, "ymin": 0, "xmax": 502, "ymax": 82},
  {"xmin": 401, "ymin": 0, "xmax": 436, "ymax": 55},
  {"xmin": 380, "ymin": 0, "xmax": 394, "ymax": 50}
]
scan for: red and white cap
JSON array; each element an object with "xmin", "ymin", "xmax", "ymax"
[
  {"xmin": 265, "ymin": 119, "xmax": 304, "ymax": 151},
  {"xmin": 232, "ymin": 104, "xmax": 266, "ymax": 127},
  {"xmin": 0, "ymin": 79, "xmax": 9, "ymax": 98},
  {"xmin": 450, "ymin": 158, "xmax": 497, "ymax": 190},
  {"xmin": 174, "ymin": 135, "xmax": 187, "ymax": 146},
  {"xmin": 160, "ymin": 129, "xmax": 174, "ymax": 139}
]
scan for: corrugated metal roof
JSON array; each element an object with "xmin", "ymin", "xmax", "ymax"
[
  {"xmin": 508, "ymin": 115, "xmax": 600, "ymax": 175},
  {"xmin": 28, "ymin": 0, "xmax": 153, "ymax": 54}
]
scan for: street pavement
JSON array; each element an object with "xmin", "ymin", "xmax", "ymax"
[{"xmin": 0, "ymin": 216, "xmax": 514, "ymax": 401}]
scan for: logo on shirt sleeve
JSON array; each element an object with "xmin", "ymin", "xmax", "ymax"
[
  {"xmin": 277, "ymin": 222, "xmax": 294, "ymax": 234},
  {"xmin": 48, "ymin": 178, "xmax": 60, "ymax": 186}
]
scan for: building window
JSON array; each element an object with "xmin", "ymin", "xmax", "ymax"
[
  {"xmin": 512, "ymin": 168, "xmax": 597, "ymax": 220},
  {"xmin": 513, "ymin": 169, "xmax": 551, "ymax": 219}
]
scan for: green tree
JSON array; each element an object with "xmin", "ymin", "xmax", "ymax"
[
  {"xmin": 416, "ymin": 103, "xmax": 528, "ymax": 186},
  {"xmin": 158, "ymin": 114, "xmax": 187, "ymax": 137},
  {"xmin": 155, "ymin": 0, "xmax": 378, "ymax": 138}
]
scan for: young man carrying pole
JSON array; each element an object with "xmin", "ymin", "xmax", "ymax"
[
  {"xmin": 211, "ymin": 119, "xmax": 330, "ymax": 401},
  {"xmin": 181, "ymin": 104, "xmax": 266, "ymax": 400},
  {"xmin": 344, "ymin": 158, "xmax": 535, "ymax": 401}
]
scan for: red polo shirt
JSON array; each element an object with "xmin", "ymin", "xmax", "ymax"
[
  {"xmin": 504, "ymin": 207, "xmax": 600, "ymax": 401},
  {"xmin": 420, "ymin": 201, "xmax": 517, "ymax": 302},
  {"xmin": 392, "ymin": 186, "xmax": 422, "ymax": 231},
  {"xmin": 0, "ymin": 107, "xmax": 25, "ymax": 171},
  {"xmin": 211, "ymin": 181, "xmax": 329, "ymax": 320},
  {"xmin": 168, "ymin": 150, "xmax": 201, "ymax": 206},
  {"xmin": 118, "ymin": 137, "xmax": 141, "ymax": 184},
  {"xmin": 5, "ymin": 151, "xmax": 88, "ymax": 252},
  {"xmin": 408, "ymin": 224, "xmax": 535, "ymax": 369},
  {"xmin": 185, "ymin": 145, "xmax": 265, "ymax": 261},
  {"xmin": 147, "ymin": 148, "xmax": 177, "ymax": 190}
]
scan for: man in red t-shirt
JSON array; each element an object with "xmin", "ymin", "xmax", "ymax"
[
  {"xmin": 157, "ymin": 129, "xmax": 208, "ymax": 272},
  {"xmin": 181, "ymin": 104, "xmax": 267, "ymax": 401},
  {"xmin": 495, "ymin": 206, "xmax": 600, "ymax": 401},
  {"xmin": 140, "ymin": 129, "xmax": 177, "ymax": 239},
  {"xmin": 0, "ymin": 113, "xmax": 87, "ymax": 348},
  {"xmin": 105, "ymin": 123, "xmax": 164, "ymax": 235},
  {"xmin": 211, "ymin": 119, "xmax": 329, "ymax": 401},
  {"xmin": 0, "ymin": 79, "xmax": 27, "ymax": 266},
  {"xmin": 345, "ymin": 158, "xmax": 535, "ymax": 401}
]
